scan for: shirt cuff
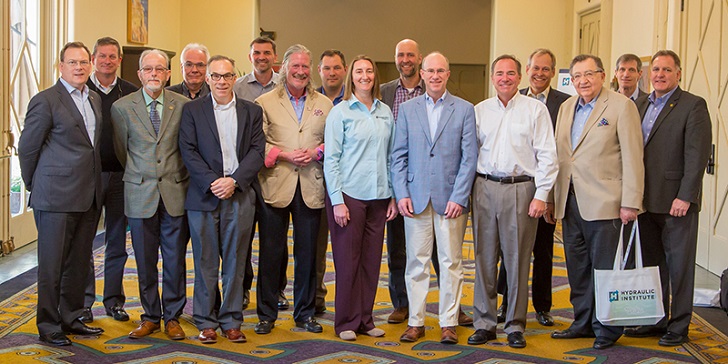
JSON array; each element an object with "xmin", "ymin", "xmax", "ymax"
[
  {"xmin": 265, "ymin": 147, "xmax": 281, "ymax": 168},
  {"xmin": 330, "ymin": 190, "xmax": 344, "ymax": 206},
  {"xmin": 534, "ymin": 189, "xmax": 550, "ymax": 202}
]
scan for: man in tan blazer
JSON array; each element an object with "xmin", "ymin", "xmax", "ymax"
[
  {"xmin": 546, "ymin": 54, "xmax": 644, "ymax": 350},
  {"xmin": 110, "ymin": 49, "xmax": 190, "ymax": 341},
  {"xmin": 253, "ymin": 44, "xmax": 333, "ymax": 335}
]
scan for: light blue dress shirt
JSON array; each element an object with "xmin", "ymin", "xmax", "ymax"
[
  {"xmin": 571, "ymin": 94, "xmax": 598, "ymax": 150},
  {"xmin": 60, "ymin": 77, "xmax": 96, "ymax": 145},
  {"xmin": 285, "ymin": 85, "xmax": 306, "ymax": 122},
  {"xmin": 324, "ymin": 95, "xmax": 395, "ymax": 205},
  {"xmin": 642, "ymin": 87, "xmax": 677, "ymax": 144},
  {"xmin": 142, "ymin": 90, "xmax": 165, "ymax": 120},
  {"xmin": 425, "ymin": 91, "xmax": 448, "ymax": 138}
]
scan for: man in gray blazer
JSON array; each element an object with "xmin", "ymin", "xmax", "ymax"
[
  {"xmin": 624, "ymin": 50, "xmax": 712, "ymax": 346},
  {"xmin": 19, "ymin": 41, "xmax": 105, "ymax": 346},
  {"xmin": 391, "ymin": 52, "xmax": 477, "ymax": 345},
  {"xmin": 111, "ymin": 49, "xmax": 190, "ymax": 341}
]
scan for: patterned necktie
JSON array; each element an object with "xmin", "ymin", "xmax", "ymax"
[{"xmin": 150, "ymin": 100, "xmax": 160, "ymax": 135}]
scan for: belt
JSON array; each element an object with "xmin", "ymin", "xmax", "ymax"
[{"xmin": 476, "ymin": 173, "xmax": 534, "ymax": 184}]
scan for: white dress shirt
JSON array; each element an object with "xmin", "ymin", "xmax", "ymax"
[
  {"xmin": 474, "ymin": 93, "xmax": 558, "ymax": 201},
  {"xmin": 212, "ymin": 94, "xmax": 239, "ymax": 176}
]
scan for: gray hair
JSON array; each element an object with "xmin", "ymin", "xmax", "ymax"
[
  {"xmin": 276, "ymin": 44, "xmax": 315, "ymax": 96},
  {"xmin": 528, "ymin": 48, "xmax": 556, "ymax": 70},
  {"xmin": 180, "ymin": 43, "xmax": 210, "ymax": 64},
  {"xmin": 139, "ymin": 49, "xmax": 169, "ymax": 69}
]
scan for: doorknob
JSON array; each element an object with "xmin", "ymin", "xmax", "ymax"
[
  {"xmin": 707, "ymin": 144, "xmax": 715, "ymax": 175},
  {"xmin": 4, "ymin": 130, "xmax": 17, "ymax": 156}
]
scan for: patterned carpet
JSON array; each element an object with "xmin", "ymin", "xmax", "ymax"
[{"xmin": 0, "ymin": 222, "xmax": 726, "ymax": 363}]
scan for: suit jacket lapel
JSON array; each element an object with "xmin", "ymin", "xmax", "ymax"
[
  {"xmin": 431, "ymin": 97, "xmax": 455, "ymax": 147},
  {"xmin": 414, "ymin": 98, "xmax": 433, "ymax": 145},
  {"xmin": 202, "ymin": 96, "xmax": 221, "ymax": 144},
  {"xmin": 278, "ymin": 95, "xmax": 300, "ymax": 126},
  {"xmin": 88, "ymin": 92, "xmax": 103, "ymax": 147},
  {"xmin": 158, "ymin": 91, "xmax": 176, "ymax": 137},
  {"xmin": 645, "ymin": 87, "xmax": 681, "ymax": 146},
  {"xmin": 55, "ymin": 82, "xmax": 93, "ymax": 146},
  {"xmin": 131, "ymin": 90, "xmax": 157, "ymax": 138},
  {"xmin": 235, "ymin": 99, "xmax": 248, "ymax": 157},
  {"xmin": 299, "ymin": 94, "xmax": 315, "ymax": 127},
  {"xmin": 573, "ymin": 90, "xmax": 608, "ymax": 152}
]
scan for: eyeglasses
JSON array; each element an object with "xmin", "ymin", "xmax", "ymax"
[
  {"xmin": 141, "ymin": 66, "xmax": 168, "ymax": 74},
  {"xmin": 184, "ymin": 62, "xmax": 207, "ymax": 69},
  {"xmin": 423, "ymin": 68, "xmax": 448, "ymax": 75},
  {"xmin": 570, "ymin": 69, "xmax": 603, "ymax": 82},
  {"xmin": 65, "ymin": 60, "xmax": 91, "ymax": 67},
  {"xmin": 209, "ymin": 73, "xmax": 235, "ymax": 81}
]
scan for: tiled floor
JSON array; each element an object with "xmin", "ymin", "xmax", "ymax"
[{"xmin": 1, "ymin": 239, "xmax": 722, "ymax": 291}]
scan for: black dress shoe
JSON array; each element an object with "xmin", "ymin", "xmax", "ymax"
[
  {"xmin": 536, "ymin": 311, "xmax": 554, "ymax": 326},
  {"xmin": 106, "ymin": 305, "xmax": 130, "ymax": 322},
  {"xmin": 278, "ymin": 292, "xmax": 290, "ymax": 310},
  {"xmin": 79, "ymin": 307, "xmax": 93, "ymax": 323},
  {"xmin": 658, "ymin": 331, "xmax": 688, "ymax": 346},
  {"xmin": 507, "ymin": 331, "xmax": 526, "ymax": 348},
  {"xmin": 242, "ymin": 290, "xmax": 250, "ymax": 310},
  {"xmin": 467, "ymin": 329, "xmax": 497, "ymax": 345},
  {"xmin": 65, "ymin": 321, "xmax": 104, "ymax": 335},
  {"xmin": 296, "ymin": 317, "xmax": 323, "ymax": 333},
  {"xmin": 593, "ymin": 336, "xmax": 616, "ymax": 349},
  {"xmin": 39, "ymin": 332, "xmax": 72, "ymax": 346},
  {"xmin": 254, "ymin": 320, "xmax": 274, "ymax": 334},
  {"xmin": 551, "ymin": 329, "xmax": 595, "ymax": 339},
  {"xmin": 624, "ymin": 326, "xmax": 666, "ymax": 338},
  {"xmin": 496, "ymin": 304, "xmax": 506, "ymax": 324}
]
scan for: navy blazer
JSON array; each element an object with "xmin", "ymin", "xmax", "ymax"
[{"xmin": 179, "ymin": 94, "xmax": 266, "ymax": 211}]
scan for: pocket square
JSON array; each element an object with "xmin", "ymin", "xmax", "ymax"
[
  {"xmin": 313, "ymin": 109, "xmax": 324, "ymax": 117},
  {"xmin": 597, "ymin": 118, "xmax": 609, "ymax": 127}
]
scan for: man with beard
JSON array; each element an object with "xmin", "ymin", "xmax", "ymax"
[
  {"xmin": 167, "ymin": 43, "xmax": 210, "ymax": 100},
  {"xmin": 252, "ymin": 44, "xmax": 333, "ymax": 335},
  {"xmin": 380, "ymin": 38, "xmax": 472, "ymax": 326},
  {"xmin": 111, "ymin": 49, "xmax": 190, "ymax": 341}
]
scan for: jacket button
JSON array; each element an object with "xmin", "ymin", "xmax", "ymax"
[
  {"xmin": 157, "ymin": 159, "xmax": 161, "ymax": 163},
  {"xmin": 158, "ymin": 177, "xmax": 162, "ymax": 182},
  {"xmin": 430, "ymin": 153, "xmax": 434, "ymax": 157},
  {"xmin": 294, "ymin": 168, "xmax": 299, "ymax": 172}
]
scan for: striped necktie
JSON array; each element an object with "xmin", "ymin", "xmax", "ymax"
[{"xmin": 150, "ymin": 100, "xmax": 160, "ymax": 135}]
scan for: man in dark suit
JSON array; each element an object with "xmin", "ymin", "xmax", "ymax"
[
  {"xmin": 82, "ymin": 36, "xmax": 138, "ymax": 324},
  {"xmin": 18, "ymin": 41, "xmax": 105, "ymax": 346},
  {"xmin": 179, "ymin": 55, "xmax": 265, "ymax": 344},
  {"xmin": 167, "ymin": 43, "xmax": 210, "ymax": 100},
  {"xmin": 624, "ymin": 50, "xmax": 712, "ymax": 346},
  {"xmin": 496, "ymin": 49, "xmax": 569, "ymax": 327},
  {"xmin": 615, "ymin": 54, "xmax": 648, "ymax": 101},
  {"xmin": 111, "ymin": 49, "xmax": 190, "ymax": 341}
]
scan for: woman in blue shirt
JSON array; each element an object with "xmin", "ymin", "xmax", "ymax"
[{"xmin": 324, "ymin": 55, "xmax": 398, "ymax": 341}]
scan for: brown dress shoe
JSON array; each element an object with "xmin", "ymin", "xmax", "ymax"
[
  {"xmin": 129, "ymin": 321, "xmax": 160, "ymax": 339},
  {"xmin": 441, "ymin": 326, "xmax": 458, "ymax": 344},
  {"xmin": 388, "ymin": 307, "xmax": 409, "ymax": 324},
  {"xmin": 399, "ymin": 326, "xmax": 425, "ymax": 342},
  {"xmin": 198, "ymin": 328, "xmax": 217, "ymax": 344},
  {"xmin": 165, "ymin": 320, "xmax": 186, "ymax": 340},
  {"xmin": 458, "ymin": 308, "xmax": 474, "ymax": 326},
  {"xmin": 222, "ymin": 328, "xmax": 247, "ymax": 343}
]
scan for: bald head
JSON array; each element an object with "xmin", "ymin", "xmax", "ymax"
[
  {"xmin": 395, "ymin": 39, "xmax": 422, "ymax": 79},
  {"xmin": 422, "ymin": 52, "xmax": 449, "ymax": 71}
]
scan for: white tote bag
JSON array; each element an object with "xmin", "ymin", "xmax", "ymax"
[{"xmin": 594, "ymin": 220, "xmax": 665, "ymax": 326}]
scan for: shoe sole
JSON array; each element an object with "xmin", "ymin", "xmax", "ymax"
[{"xmin": 441, "ymin": 338, "xmax": 458, "ymax": 344}]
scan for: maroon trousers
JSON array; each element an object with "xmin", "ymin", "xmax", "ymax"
[{"xmin": 326, "ymin": 193, "xmax": 388, "ymax": 334}]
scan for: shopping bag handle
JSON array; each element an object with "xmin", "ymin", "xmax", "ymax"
[{"xmin": 613, "ymin": 220, "xmax": 643, "ymax": 270}]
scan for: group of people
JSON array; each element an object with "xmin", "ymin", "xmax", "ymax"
[{"xmin": 18, "ymin": 34, "xmax": 711, "ymax": 352}]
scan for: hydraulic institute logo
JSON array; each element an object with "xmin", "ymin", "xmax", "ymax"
[
  {"xmin": 608, "ymin": 289, "xmax": 656, "ymax": 302},
  {"xmin": 609, "ymin": 291, "xmax": 619, "ymax": 302}
]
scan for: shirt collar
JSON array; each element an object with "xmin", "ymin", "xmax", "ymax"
[
  {"xmin": 577, "ymin": 91, "xmax": 600, "ymax": 108},
  {"xmin": 59, "ymin": 77, "xmax": 88, "ymax": 95},
  {"xmin": 142, "ymin": 89, "xmax": 164, "ymax": 106},
  {"xmin": 396, "ymin": 77, "xmax": 425, "ymax": 91},
  {"xmin": 648, "ymin": 86, "xmax": 678, "ymax": 104},
  {"xmin": 90, "ymin": 73, "xmax": 118, "ymax": 90},
  {"xmin": 527, "ymin": 86, "xmax": 550, "ymax": 100},
  {"xmin": 629, "ymin": 87, "xmax": 641, "ymax": 101},
  {"xmin": 285, "ymin": 84, "xmax": 307, "ymax": 101},
  {"xmin": 246, "ymin": 71, "xmax": 277, "ymax": 87},
  {"xmin": 212, "ymin": 92, "xmax": 237, "ymax": 110},
  {"xmin": 425, "ymin": 90, "xmax": 449, "ymax": 104},
  {"xmin": 347, "ymin": 94, "xmax": 380, "ymax": 110}
]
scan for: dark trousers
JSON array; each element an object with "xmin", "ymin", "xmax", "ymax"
[
  {"xmin": 128, "ymin": 200, "xmax": 189, "ymax": 324},
  {"xmin": 189, "ymin": 188, "xmax": 255, "ymax": 330},
  {"xmin": 35, "ymin": 206, "xmax": 100, "ymax": 335},
  {"xmin": 256, "ymin": 183, "xmax": 321, "ymax": 323},
  {"xmin": 327, "ymin": 194, "xmax": 387, "ymax": 334},
  {"xmin": 562, "ymin": 193, "xmax": 624, "ymax": 340},
  {"xmin": 386, "ymin": 216, "xmax": 441, "ymax": 309},
  {"xmin": 497, "ymin": 217, "xmax": 555, "ymax": 312},
  {"xmin": 85, "ymin": 171, "xmax": 128, "ymax": 309},
  {"xmin": 639, "ymin": 208, "xmax": 698, "ymax": 336},
  {"xmin": 242, "ymin": 215, "xmax": 287, "ymax": 296}
]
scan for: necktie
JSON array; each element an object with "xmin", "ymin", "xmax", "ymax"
[{"xmin": 150, "ymin": 100, "xmax": 160, "ymax": 135}]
